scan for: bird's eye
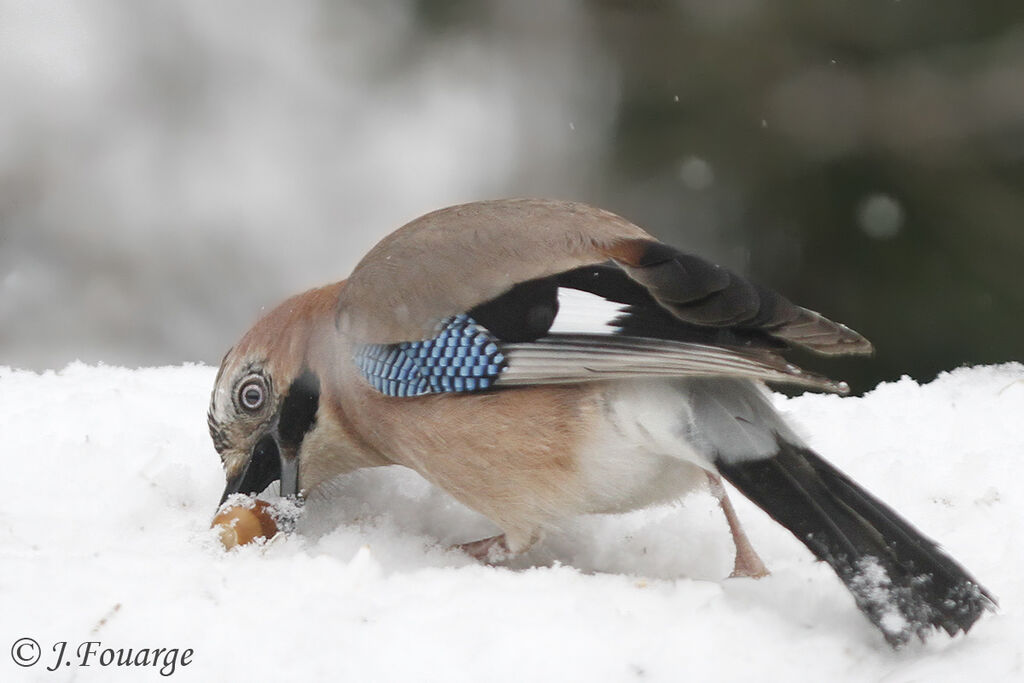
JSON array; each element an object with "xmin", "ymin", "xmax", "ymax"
[{"xmin": 238, "ymin": 377, "xmax": 267, "ymax": 411}]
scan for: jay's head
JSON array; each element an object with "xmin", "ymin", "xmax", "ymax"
[{"xmin": 208, "ymin": 284, "xmax": 341, "ymax": 507}]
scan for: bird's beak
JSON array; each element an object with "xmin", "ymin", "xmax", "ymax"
[
  {"xmin": 218, "ymin": 424, "xmax": 301, "ymax": 507},
  {"xmin": 217, "ymin": 368, "xmax": 319, "ymax": 511}
]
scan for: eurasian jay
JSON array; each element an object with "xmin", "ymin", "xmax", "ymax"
[{"xmin": 208, "ymin": 198, "xmax": 992, "ymax": 646}]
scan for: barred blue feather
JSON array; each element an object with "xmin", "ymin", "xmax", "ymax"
[{"xmin": 354, "ymin": 314, "xmax": 507, "ymax": 397}]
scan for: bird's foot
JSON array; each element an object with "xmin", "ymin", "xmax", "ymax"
[
  {"xmin": 729, "ymin": 545, "xmax": 770, "ymax": 579},
  {"xmin": 454, "ymin": 534, "xmax": 511, "ymax": 564},
  {"xmin": 707, "ymin": 471, "xmax": 770, "ymax": 579}
]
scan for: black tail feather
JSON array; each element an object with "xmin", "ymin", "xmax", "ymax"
[{"xmin": 717, "ymin": 441, "xmax": 995, "ymax": 647}]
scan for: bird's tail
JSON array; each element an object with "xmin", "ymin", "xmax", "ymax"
[{"xmin": 717, "ymin": 440, "xmax": 995, "ymax": 646}]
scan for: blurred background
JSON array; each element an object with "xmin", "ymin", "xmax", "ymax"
[{"xmin": 2, "ymin": 0, "xmax": 1022, "ymax": 393}]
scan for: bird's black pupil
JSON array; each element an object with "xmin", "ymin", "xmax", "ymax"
[{"xmin": 244, "ymin": 386, "xmax": 262, "ymax": 407}]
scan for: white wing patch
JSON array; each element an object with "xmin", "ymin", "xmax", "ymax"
[{"xmin": 548, "ymin": 287, "xmax": 626, "ymax": 335}]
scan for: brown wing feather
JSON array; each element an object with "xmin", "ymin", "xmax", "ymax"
[{"xmin": 337, "ymin": 199, "xmax": 650, "ymax": 343}]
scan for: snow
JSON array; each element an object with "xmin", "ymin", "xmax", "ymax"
[{"xmin": 2, "ymin": 363, "xmax": 1022, "ymax": 681}]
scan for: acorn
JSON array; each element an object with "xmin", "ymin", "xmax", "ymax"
[{"xmin": 212, "ymin": 499, "xmax": 279, "ymax": 549}]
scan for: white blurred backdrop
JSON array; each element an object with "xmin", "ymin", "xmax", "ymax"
[
  {"xmin": 4, "ymin": 1, "xmax": 1022, "ymax": 389},
  {"xmin": 1, "ymin": 0, "xmax": 616, "ymax": 368}
]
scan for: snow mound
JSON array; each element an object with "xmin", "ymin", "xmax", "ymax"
[{"xmin": 2, "ymin": 363, "xmax": 1021, "ymax": 681}]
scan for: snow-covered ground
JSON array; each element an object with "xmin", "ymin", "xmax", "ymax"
[{"xmin": 2, "ymin": 363, "xmax": 1021, "ymax": 681}]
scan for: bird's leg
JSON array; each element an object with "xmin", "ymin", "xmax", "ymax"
[
  {"xmin": 454, "ymin": 534, "xmax": 512, "ymax": 564},
  {"xmin": 706, "ymin": 471, "xmax": 770, "ymax": 579}
]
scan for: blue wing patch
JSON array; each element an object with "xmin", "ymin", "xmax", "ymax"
[{"xmin": 354, "ymin": 314, "xmax": 507, "ymax": 397}]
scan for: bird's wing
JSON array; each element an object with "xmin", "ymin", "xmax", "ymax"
[{"xmin": 341, "ymin": 199, "xmax": 870, "ymax": 396}]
